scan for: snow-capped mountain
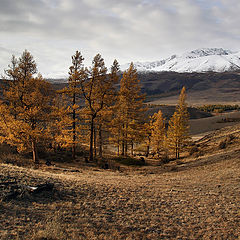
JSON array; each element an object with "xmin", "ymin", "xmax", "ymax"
[{"xmin": 121, "ymin": 48, "xmax": 240, "ymax": 73}]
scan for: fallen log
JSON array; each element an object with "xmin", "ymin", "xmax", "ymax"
[
  {"xmin": 2, "ymin": 182, "xmax": 54, "ymax": 201},
  {"xmin": 32, "ymin": 183, "xmax": 54, "ymax": 194},
  {"xmin": 52, "ymin": 166, "xmax": 80, "ymax": 172}
]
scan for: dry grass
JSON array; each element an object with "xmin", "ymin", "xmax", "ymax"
[
  {"xmin": 1, "ymin": 124, "xmax": 240, "ymax": 239},
  {"xmin": 190, "ymin": 111, "xmax": 240, "ymax": 136},
  {"xmin": 148, "ymin": 88, "xmax": 240, "ymax": 106},
  {"xmin": 0, "ymin": 159, "xmax": 239, "ymax": 239}
]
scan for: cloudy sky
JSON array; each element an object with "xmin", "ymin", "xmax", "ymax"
[{"xmin": 0, "ymin": 0, "xmax": 240, "ymax": 78}]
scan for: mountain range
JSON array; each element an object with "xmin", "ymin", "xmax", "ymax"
[
  {"xmin": 121, "ymin": 48, "xmax": 240, "ymax": 73},
  {"xmin": 44, "ymin": 47, "xmax": 240, "ymax": 105}
]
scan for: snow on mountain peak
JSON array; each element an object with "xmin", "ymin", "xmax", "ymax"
[
  {"xmin": 121, "ymin": 48, "xmax": 240, "ymax": 73},
  {"xmin": 183, "ymin": 48, "xmax": 235, "ymax": 59}
]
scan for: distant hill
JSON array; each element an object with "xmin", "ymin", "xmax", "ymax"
[
  {"xmin": 138, "ymin": 71, "xmax": 240, "ymax": 95},
  {"xmin": 136, "ymin": 71, "xmax": 240, "ymax": 105},
  {"xmin": 3, "ymin": 69, "xmax": 240, "ymax": 106}
]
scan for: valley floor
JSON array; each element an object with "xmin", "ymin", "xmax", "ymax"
[{"xmin": 0, "ymin": 147, "xmax": 240, "ymax": 239}]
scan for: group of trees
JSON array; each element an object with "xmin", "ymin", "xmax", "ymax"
[
  {"xmin": 0, "ymin": 50, "xmax": 190, "ymax": 164},
  {"xmin": 144, "ymin": 87, "xmax": 190, "ymax": 160}
]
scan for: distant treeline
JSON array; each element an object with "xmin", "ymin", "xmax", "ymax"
[{"xmin": 197, "ymin": 104, "xmax": 240, "ymax": 113}]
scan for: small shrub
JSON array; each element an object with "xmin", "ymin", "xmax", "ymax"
[
  {"xmin": 0, "ymin": 153, "xmax": 30, "ymax": 166},
  {"xmin": 189, "ymin": 145, "xmax": 199, "ymax": 156},
  {"xmin": 114, "ymin": 156, "xmax": 146, "ymax": 166},
  {"xmin": 169, "ymin": 165, "xmax": 178, "ymax": 171},
  {"xmin": 0, "ymin": 143, "xmax": 17, "ymax": 155},
  {"xmin": 219, "ymin": 135, "xmax": 235, "ymax": 150},
  {"xmin": 161, "ymin": 154, "xmax": 170, "ymax": 164},
  {"xmin": 219, "ymin": 140, "xmax": 226, "ymax": 149},
  {"xmin": 226, "ymin": 134, "xmax": 235, "ymax": 142}
]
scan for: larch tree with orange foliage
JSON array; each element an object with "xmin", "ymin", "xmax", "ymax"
[
  {"xmin": 111, "ymin": 63, "xmax": 145, "ymax": 156},
  {"xmin": 0, "ymin": 50, "xmax": 53, "ymax": 164},
  {"xmin": 66, "ymin": 51, "xmax": 84, "ymax": 159},
  {"xmin": 167, "ymin": 87, "xmax": 190, "ymax": 159},
  {"xmin": 79, "ymin": 54, "xmax": 119, "ymax": 161},
  {"xmin": 151, "ymin": 110, "xmax": 166, "ymax": 157}
]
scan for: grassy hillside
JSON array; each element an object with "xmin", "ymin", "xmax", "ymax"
[
  {"xmin": 139, "ymin": 71, "xmax": 240, "ymax": 97},
  {"xmin": 1, "ymin": 123, "xmax": 240, "ymax": 239}
]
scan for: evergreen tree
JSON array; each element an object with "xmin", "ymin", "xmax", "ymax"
[
  {"xmin": 167, "ymin": 87, "xmax": 190, "ymax": 159},
  {"xmin": 0, "ymin": 50, "xmax": 53, "ymax": 163}
]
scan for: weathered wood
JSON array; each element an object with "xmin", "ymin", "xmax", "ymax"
[
  {"xmin": 32, "ymin": 183, "xmax": 54, "ymax": 194},
  {"xmin": 2, "ymin": 182, "xmax": 54, "ymax": 201},
  {"xmin": 52, "ymin": 166, "xmax": 80, "ymax": 172}
]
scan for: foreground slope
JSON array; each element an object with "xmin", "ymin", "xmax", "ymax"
[{"xmin": 1, "ymin": 122, "xmax": 240, "ymax": 240}]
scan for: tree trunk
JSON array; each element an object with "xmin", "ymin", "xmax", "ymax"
[
  {"xmin": 124, "ymin": 140, "xmax": 127, "ymax": 156},
  {"xmin": 121, "ymin": 125, "xmax": 125, "ymax": 156},
  {"xmin": 124, "ymin": 124, "xmax": 128, "ymax": 156},
  {"xmin": 146, "ymin": 145, "xmax": 149, "ymax": 157},
  {"xmin": 176, "ymin": 146, "xmax": 180, "ymax": 159},
  {"xmin": 32, "ymin": 140, "xmax": 39, "ymax": 164},
  {"xmin": 131, "ymin": 141, "xmax": 134, "ymax": 156},
  {"xmin": 117, "ymin": 140, "xmax": 120, "ymax": 156},
  {"xmin": 98, "ymin": 124, "xmax": 103, "ymax": 158},
  {"xmin": 94, "ymin": 123, "xmax": 97, "ymax": 158},
  {"xmin": 121, "ymin": 141, "xmax": 124, "ymax": 156},
  {"xmin": 117, "ymin": 129, "xmax": 120, "ymax": 156},
  {"xmin": 72, "ymin": 92, "xmax": 76, "ymax": 159},
  {"xmin": 89, "ymin": 117, "xmax": 94, "ymax": 161}
]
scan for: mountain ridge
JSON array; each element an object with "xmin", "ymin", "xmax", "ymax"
[{"xmin": 121, "ymin": 48, "xmax": 240, "ymax": 73}]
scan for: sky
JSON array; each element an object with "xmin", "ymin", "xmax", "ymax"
[{"xmin": 0, "ymin": 0, "xmax": 240, "ymax": 78}]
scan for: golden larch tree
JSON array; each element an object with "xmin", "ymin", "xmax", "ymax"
[
  {"xmin": 95, "ymin": 59, "xmax": 120, "ymax": 158},
  {"xmin": 0, "ymin": 50, "xmax": 53, "ymax": 164},
  {"xmin": 66, "ymin": 51, "xmax": 84, "ymax": 159},
  {"xmin": 49, "ymin": 93, "xmax": 73, "ymax": 151},
  {"xmin": 167, "ymin": 87, "xmax": 190, "ymax": 159},
  {"xmin": 111, "ymin": 63, "xmax": 145, "ymax": 156},
  {"xmin": 142, "ymin": 118, "xmax": 153, "ymax": 157},
  {"xmin": 151, "ymin": 110, "xmax": 166, "ymax": 157},
  {"xmin": 79, "ymin": 54, "xmax": 119, "ymax": 161}
]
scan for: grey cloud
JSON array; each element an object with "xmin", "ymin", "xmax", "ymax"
[{"xmin": 0, "ymin": 0, "xmax": 240, "ymax": 77}]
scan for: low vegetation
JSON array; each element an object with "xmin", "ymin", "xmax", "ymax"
[
  {"xmin": 197, "ymin": 104, "xmax": 239, "ymax": 113},
  {"xmin": 114, "ymin": 156, "xmax": 146, "ymax": 166}
]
